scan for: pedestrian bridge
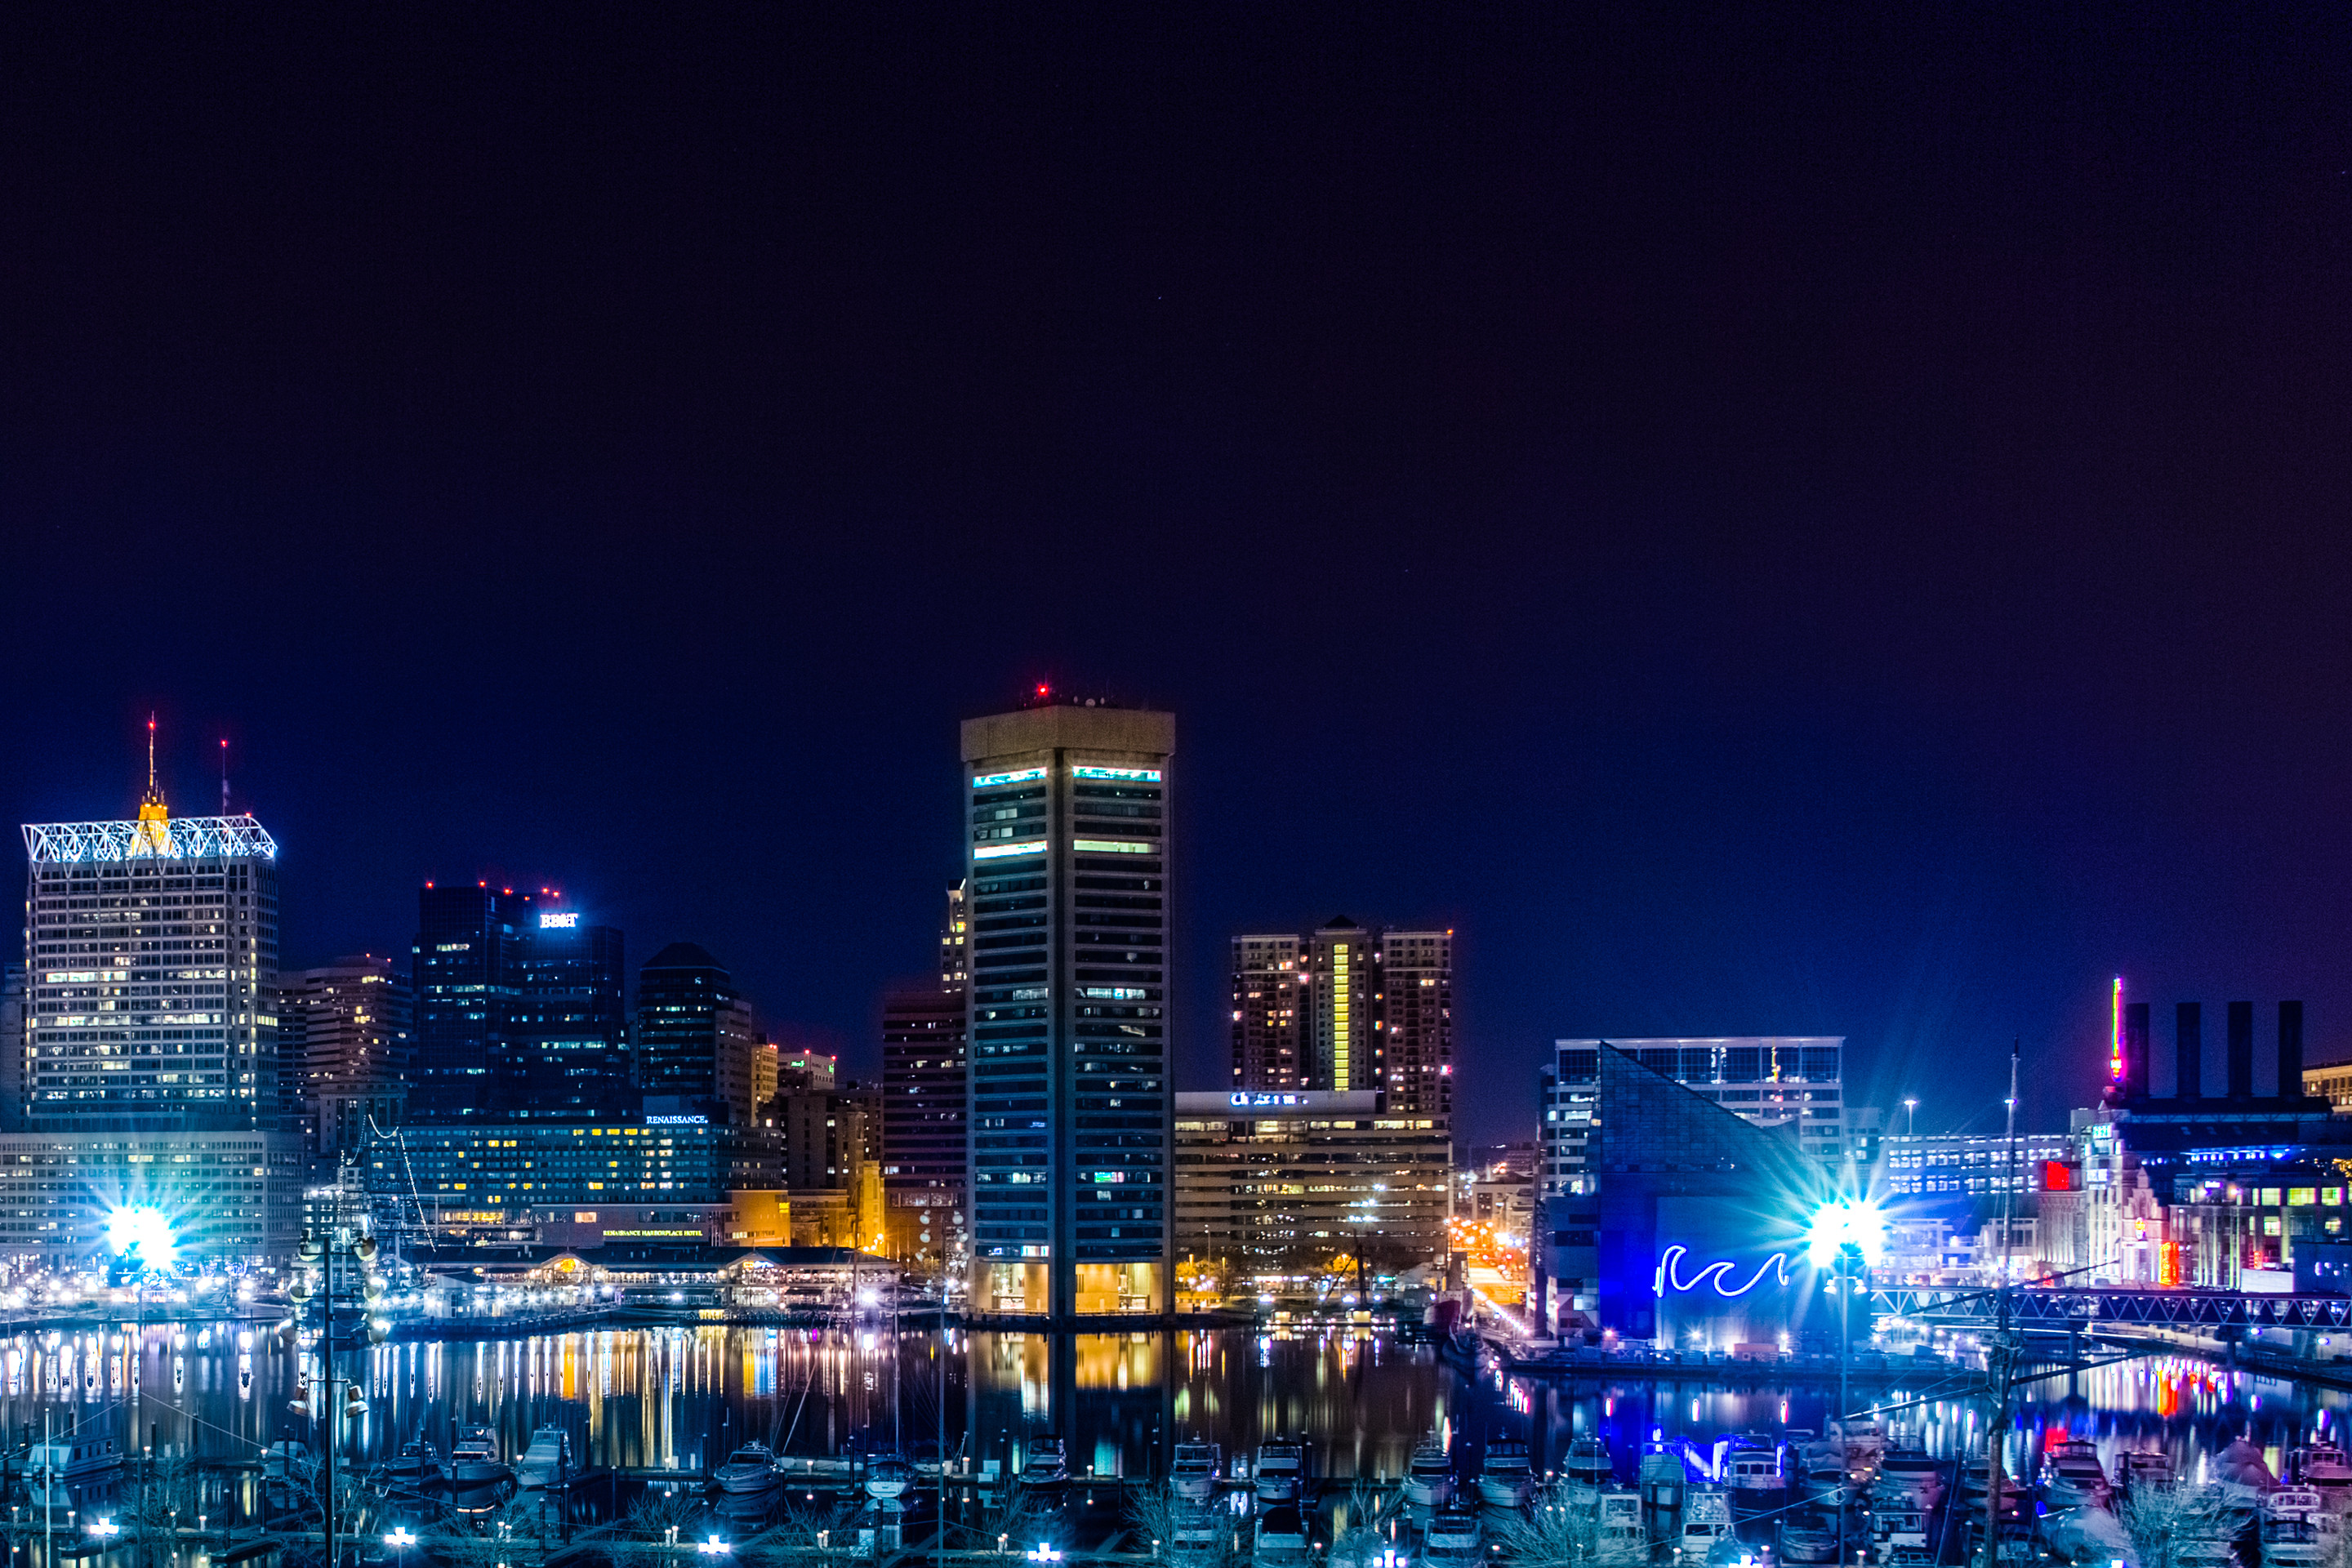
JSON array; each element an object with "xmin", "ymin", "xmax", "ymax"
[{"xmin": 1873, "ymin": 1285, "xmax": 2352, "ymax": 1330}]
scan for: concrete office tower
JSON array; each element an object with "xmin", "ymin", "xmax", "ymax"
[
  {"xmin": 1230, "ymin": 935, "xmax": 1306, "ymax": 1091},
  {"xmin": 1381, "ymin": 930, "xmax": 1454, "ymax": 1118},
  {"xmin": 506, "ymin": 908, "xmax": 628, "ymax": 1117},
  {"xmin": 0, "ymin": 964, "xmax": 23, "ymax": 1131},
  {"xmin": 635, "ymin": 942, "xmax": 759, "ymax": 1123},
  {"xmin": 964, "ymin": 700, "xmax": 1174, "ymax": 1321},
  {"xmin": 278, "ymin": 955, "xmax": 411, "ymax": 1154},
  {"xmin": 21, "ymin": 750, "xmax": 282, "ymax": 1130}
]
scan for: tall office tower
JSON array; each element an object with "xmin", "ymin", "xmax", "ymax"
[
  {"xmin": 21, "ymin": 748, "xmax": 282, "ymax": 1130},
  {"xmin": 635, "ymin": 942, "xmax": 758, "ymax": 1122},
  {"xmin": 964, "ymin": 700, "xmax": 1174, "ymax": 1321},
  {"xmin": 1230, "ymin": 934, "xmax": 1305, "ymax": 1091},
  {"xmin": 1307, "ymin": 917, "xmax": 1381, "ymax": 1093},
  {"xmin": 278, "ymin": 956, "xmax": 412, "ymax": 1154},
  {"xmin": 773, "ymin": 1088, "xmax": 871, "ymax": 1190},
  {"xmin": 1379, "ymin": 930, "xmax": 1454, "ymax": 1117},
  {"xmin": 883, "ymin": 987, "xmax": 967, "ymax": 1266},
  {"xmin": 410, "ymin": 884, "xmax": 528, "ymax": 1118},
  {"xmin": 941, "ymin": 880, "xmax": 968, "ymax": 988},
  {"xmin": 504, "ymin": 907, "xmax": 628, "ymax": 1117}
]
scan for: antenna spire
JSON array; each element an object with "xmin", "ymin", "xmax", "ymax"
[
  {"xmin": 220, "ymin": 737, "xmax": 229, "ymax": 816},
  {"xmin": 147, "ymin": 714, "xmax": 157, "ymax": 791}
]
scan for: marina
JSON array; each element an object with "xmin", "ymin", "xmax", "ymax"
[{"xmin": 0, "ymin": 1321, "xmax": 2319, "ymax": 1564}]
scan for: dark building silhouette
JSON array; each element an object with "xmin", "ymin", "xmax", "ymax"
[
  {"xmin": 635, "ymin": 942, "xmax": 756, "ymax": 1122},
  {"xmin": 409, "ymin": 885, "xmax": 528, "ymax": 1119},
  {"xmin": 506, "ymin": 914, "xmax": 628, "ymax": 1117}
]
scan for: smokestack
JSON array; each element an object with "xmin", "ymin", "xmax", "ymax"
[
  {"xmin": 2282, "ymin": 1001, "xmax": 2306, "ymax": 1101},
  {"xmin": 2229, "ymin": 1001, "xmax": 2254, "ymax": 1099},
  {"xmin": 2177, "ymin": 1002, "xmax": 2203, "ymax": 1100},
  {"xmin": 2123, "ymin": 1002, "xmax": 2149, "ymax": 1098}
]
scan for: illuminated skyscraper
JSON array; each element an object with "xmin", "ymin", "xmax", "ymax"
[
  {"xmin": 20, "ymin": 735, "xmax": 282, "ymax": 1131},
  {"xmin": 506, "ymin": 907, "xmax": 628, "ymax": 1117},
  {"xmin": 884, "ymin": 884, "xmax": 972, "ymax": 1268},
  {"xmin": 1229, "ymin": 934, "xmax": 1305, "ymax": 1092},
  {"xmin": 964, "ymin": 699, "xmax": 1174, "ymax": 1321},
  {"xmin": 408, "ymin": 884, "xmax": 528, "ymax": 1119}
]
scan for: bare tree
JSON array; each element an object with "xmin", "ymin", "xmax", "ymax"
[
  {"xmin": 2116, "ymin": 1481, "xmax": 2254, "ymax": 1568},
  {"xmin": 1490, "ymin": 1478, "xmax": 1599, "ymax": 1568}
]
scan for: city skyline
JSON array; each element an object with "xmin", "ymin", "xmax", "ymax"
[{"xmin": 11, "ymin": 7, "xmax": 2352, "ymax": 1155}]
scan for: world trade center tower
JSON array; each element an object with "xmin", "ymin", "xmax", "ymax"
[{"xmin": 963, "ymin": 699, "xmax": 1174, "ymax": 1321}]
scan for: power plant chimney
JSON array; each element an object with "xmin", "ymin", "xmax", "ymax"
[
  {"xmin": 2123, "ymin": 1002, "xmax": 2150, "ymax": 1099},
  {"xmin": 2176, "ymin": 1002, "xmax": 2203, "ymax": 1101},
  {"xmin": 2281, "ymin": 1000, "xmax": 2306, "ymax": 1101},
  {"xmin": 2228, "ymin": 1001, "xmax": 2255, "ymax": 1099}
]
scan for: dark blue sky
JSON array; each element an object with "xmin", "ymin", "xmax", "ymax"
[{"xmin": 6, "ymin": 6, "xmax": 2352, "ymax": 1145}]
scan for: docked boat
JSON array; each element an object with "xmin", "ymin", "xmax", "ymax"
[
  {"xmin": 865, "ymin": 1451, "xmax": 913, "ymax": 1502},
  {"xmin": 1404, "ymin": 1440, "xmax": 1455, "ymax": 1508},
  {"xmin": 2043, "ymin": 1443, "xmax": 2110, "ymax": 1510},
  {"xmin": 2118, "ymin": 1451, "xmax": 2176, "ymax": 1499},
  {"xmin": 29, "ymin": 1434, "xmax": 122, "ymax": 1482},
  {"xmin": 1478, "ymin": 1437, "xmax": 1532, "ymax": 1509},
  {"xmin": 448, "ymin": 1426, "xmax": 514, "ymax": 1490},
  {"xmin": 1803, "ymin": 1463, "xmax": 1847, "ymax": 1511},
  {"xmin": 2264, "ymin": 1517, "xmax": 2328, "ymax": 1568},
  {"xmin": 1779, "ymin": 1511, "xmax": 1841, "ymax": 1565},
  {"xmin": 1595, "ymin": 1491, "xmax": 1646, "ymax": 1565},
  {"xmin": 1727, "ymin": 1446, "xmax": 1789, "ymax": 1534},
  {"xmin": 516, "ymin": 1424, "xmax": 573, "ymax": 1489},
  {"xmin": 380, "ymin": 1440, "xmax": 441, "ymax": 1486},
  {"xmin": 1830, "ymin": 1414, "xmax": 1886, "ymax": 1472},
  {"xmin": 1567, "ymin": 1436, "xmax": 1614, "ymax": 1494},
  {"xmin": 1254, "ymin": 1504, "xmax": 1312, "ymax": 1568},
  {"xmin": 1172, "ymin": 1441, "xmax": 1222, "ymax": 1503},
  {"xmin": 1678, "ymin": 1489, "xmax": 1734, "ymax": 1564},
  {"xmin": 1022, "ymin": 1437, "xmax": 1071, "ymax": 1490},
  {"xmin": 2219, "ymin": 1437, "xmax": 2279, "ymax": 1491},
  {"xmin": 1256, "ymin": 1440, "xmax": 1308, "ymax": 1503},
  {"xmin": 1875, "ymin": 1450, "xmax": 1946, "ymax": 1512},
  {"xmin": 1174, "ymin": 1517, "xmax": 1231, "ymax": 1566},
  {"xmin": 715, "ymin": 1441, "xmax": 783, "ymax": 1496},
  {"xmin": 1423, "ymin": 1503, "xmax": 1482, "ymax": 1566},
  {"xmin": 2286, "ymin": 1446, "xmax": 2352, "ymax": 1512}
]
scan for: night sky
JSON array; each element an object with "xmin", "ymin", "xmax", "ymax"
[{"xmin": 7, "ymin": 7, "xmax": 2352, "ymax": 1147}]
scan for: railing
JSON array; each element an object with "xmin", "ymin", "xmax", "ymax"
[{"xmin": 1874, "ymin": 1285, "xmax": 2352, "ymax": 1328}]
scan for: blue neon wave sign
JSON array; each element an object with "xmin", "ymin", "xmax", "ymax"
[{"xmin": 1652, "ymin": 1245, "xmax": 1791, "ymax": 1298}]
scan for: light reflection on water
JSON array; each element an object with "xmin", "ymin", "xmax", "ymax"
[{"xmin": 0, "ymin": 1322, "xmax": 2330, "ymax": 1496}]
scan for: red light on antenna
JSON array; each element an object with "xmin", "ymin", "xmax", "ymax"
[
  {"xmin": 426, "ymin": 881, "xmax": 434, "ymax": 889},
  {"xmin": 502, "ymin": 887, "xmax": 512, "ymax": 894},
  {"xmin": 1036, "ymin": 684, "xmax": 1049, "ymax": 696}
]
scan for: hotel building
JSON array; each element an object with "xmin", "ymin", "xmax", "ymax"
[
  {"xmin": 964, "ymin": 701, "xmax": 1174, "ymax": 1320},
  {"xmin": 1230, "ymin": 922, "xmax": 1454, "ymax": 1116},
  {"xmin": 21, "ymin": 761, "xmax": 283, "ymax": 1131}
]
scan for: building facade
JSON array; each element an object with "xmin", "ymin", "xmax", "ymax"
[
  {"xmin": 22, "ymin": 790, "xmax": 282, "ymax": 1131},
  {"xmin": 0, "ymin": 1129, "xmax": 301, "ymax": 1262},
  {"xmin": 635, "ymin": 943, "xmax": 759, "ymax": 1124},
  {"xmin": 1542, "ymin": 1036, "xmax": 1846, "ymax": 1196},
  {"xmin": 1230, "ymin": 935, "xmax": 1306, "ymax": 1093},
  {"xmin": 882, "ymin": 986, "xmax": 966, "ymax": 1269},
  {"xmin": 1172, "ymin": 1089, "xmax": 1450, "ymax": 1281},
  {"xmin": 278, "ymin": 955, "xmax": 411, "ymax": 1155},
  {"xmin": 964, "ymin": 701, "xmax": 1174, "ymax": 1320}
]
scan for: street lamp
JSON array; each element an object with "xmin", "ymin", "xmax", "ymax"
[
  {"xmin": 1903, "ymin": 1098, "xmax": 1918, "ymax": 1138},
  {"xmin": 386, "ymin": 1527, "xmax": 416, "ymax": 1568},
  {"xmin": 697, "ymin": 1538, "xmax": 732, "ymax": 1557},
  {"xmin": 90, "ymin": 1520, "xmax": 119, "ymax": 1542},
  {"xmin": 291, "ymin": 1202, "xmax": 389, "ymax": 1568}
]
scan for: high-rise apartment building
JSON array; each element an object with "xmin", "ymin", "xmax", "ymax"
[
  {"xmin": 1380, "ymin": 931, "xmax": 1454, "ymax": 1118},
  {"xmin": 964, "ymin": 700, "xmax": 1174, "ymax": 1320},
  {"xmin": 635, "ymin": 942, "xmax": 758, "ymax": 1123},
  {"xmin": 21, "ymin": 754, "xmax": 282, "ymax": 1130},
  {"xmin": 278, "ymin": 955, "xmax": 411, "ymax": 1153},
  {"xmin": 1230, "ymin": 922, "xmax": 1454, "ymax": 1116},
  {"xmin": 1230, "ymin": 935, "xmax": 1305, "ymax": 1092},
  {"xmin": 1539, "ymin": 1035, "xmax": 1847, "ymax": 1196},
  {"xmin": 506, "ymin": 910, "xmax": 628, "ymax": 1117}
]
